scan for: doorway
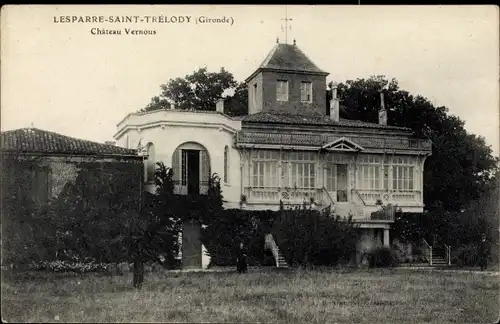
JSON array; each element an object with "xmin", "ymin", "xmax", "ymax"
[
  {"xmin": 183, "ymin": 149, "xmax": 200, "ymax": 196},
  {"xmin": 336, "ymin": 164, "xmax": 348, "ymax": 202}
]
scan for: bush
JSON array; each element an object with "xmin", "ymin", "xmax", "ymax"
[
  {"xmin": 272, "ymin": 207, "xmax": 359, "ymax": 267},
  {"xmin": 392, "ymin": 240, "xmax": 413, "ymax": 263},
  {"xmin": 452, "ymin": 244, "xmax": 480, "ymax": 267},
  {"xmin": 202, "ymin": 209, "xmax": 276, "ymax": 267},
  {"xmin": 391, "ymin": 212, "xmax": 432, "ymax": 245},
  {"xmin": 368, "ymin": 247, "xmax": 399, "ymax": 268},
  {"xmin": 29, "ymin": 260, "xmax": 111, "ymax": 273}
]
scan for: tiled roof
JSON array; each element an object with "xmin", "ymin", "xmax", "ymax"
[
  {"xmin": 247, "ymin": 43, "xmax": 328, "ymax": 80},
  {"xmin": 242, "ymin": 112, "xmax": 412, "ymax": 131},
  {"xmin": 1, "ymin": 127, "xmax": 138, "ymax": 156},
  {"xmin": 235, "ymin": 131, "xmax": 433, "ymax": 152}
]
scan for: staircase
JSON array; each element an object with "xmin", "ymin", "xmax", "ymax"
[
  {"xmin": 264, "ymin": 234, "xmax": 289, "ymax": 269},
  {"xmin": 276, "ymin": 248, "xmax": 289, "ymax": 268},
  {"xmin": 421, "ymin": 239, "xmax": 452, "ymax": 268}
]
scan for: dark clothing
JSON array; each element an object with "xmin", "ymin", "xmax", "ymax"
[
  {"xmin": 479, "ymin": 240, "xmax": 489, "ymax": 271},
  {"xmin": 236, "ymin": 248, "xmax": 248, "ymax": 273}
]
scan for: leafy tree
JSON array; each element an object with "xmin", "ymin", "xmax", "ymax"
[
  {"xmin": 109, "ymin": 162, "xmax": 180, "ymax": 289},
  {"xmin": 139, "ymin": 96, "xmax": 171, "ymax": 112},
  {"xmin": 205, "ymin": 173, "xmax": 224, "ymax": 219},
  {"xmin": 224, "ymin": 82, "xmax": 248, "ymax": 116},
  {"xmin": 140, "ymin": 67, "xmax": 237, "ymax": 112}
]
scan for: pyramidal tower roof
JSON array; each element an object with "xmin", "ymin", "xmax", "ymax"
[{"xmin": 246, "ymin": 41, "xmax": 329, "ymax": 82}]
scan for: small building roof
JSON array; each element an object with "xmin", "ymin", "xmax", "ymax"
[
  {"xmin": 1, "ymin": 127, "xmax": 139, "ymax": 157},
  {"xmin": 242, "ymin": 111, "xmax": 412, "ymax": 131},
  {"xmin": 246, "ymin": 43, "xmax": 329, "ymax": 82}
]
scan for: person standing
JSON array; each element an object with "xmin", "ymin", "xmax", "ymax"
[
  {"xmin": 479, "ymin": 233, "xmax": 489, "ymax": 271},
  {"xmin": 236, "ymin": 242, "xmax": 248, "ymax": 273}
]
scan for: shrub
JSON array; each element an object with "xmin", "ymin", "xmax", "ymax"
[
  {"xmin": 272, "ymin": 207, "xmax": 359, "ymax": 267},
  {"xmin": 201, "ymin": 209, "xmax": 275, "ymax": 267},
  {"xmin": 368, "ymin": 247, "xmax": 399, "ymax": 268},
  {"xmin": 29, "ymin": 260, "xmax": 111, "ymax": 273},
  {"xmin": 452, "ymin": 244, "xmax": 480, "ymax": 267},
  {"xmin": 392, "ymin": 240, "xmax": 414, "ymax": 264}
]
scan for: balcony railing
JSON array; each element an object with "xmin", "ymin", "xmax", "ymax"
[
  {"xmin": 243, "ymin": 187, "xmax": 322, "ymax": 206},
  {"xmin": 173, "ymin": 180, "xmax": 210, "ymax": 195},
  {"xmin": 355, "ymin": 189, "xmax": 421, "ymax": 205}
]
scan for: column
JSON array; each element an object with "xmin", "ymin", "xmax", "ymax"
[{"xmin": 383, "ymin": 229, "xmax": 390, "ymax": 247}]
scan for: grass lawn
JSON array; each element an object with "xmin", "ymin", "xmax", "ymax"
[{"xmin": 2, "ymin": 268, "xmax": 499, "ymax": 323}]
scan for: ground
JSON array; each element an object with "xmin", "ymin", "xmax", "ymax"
[{"xmin": 2, "ymin": 268, "xmax": 499, "ymax": 323}]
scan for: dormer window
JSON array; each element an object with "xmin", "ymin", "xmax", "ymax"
[
  {"xmin": 276, "ymin": 80, "xmax": 289, "ymax": 102},
  {"xmin": 301, "ymin": 81, "xmax": 312, "ymax": 103}
]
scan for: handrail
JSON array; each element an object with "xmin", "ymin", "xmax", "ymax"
[
  {"xmin": 321, "ymin": 186, "xmax": 335, "ymax": 207},
  {"xmin": 264, "ymin": 234, "xmax": 280, "ymax": 267},
  {"xmin": 351, "ymin": 189, "xmax": 367, "ymax": 206},
  {"xmin": 422, "ymin": 238, "xmax": 432, "ymax": 266},
  {"xmin": 444, "ymin": 244, "xmax": 451, "ymax": 266}
]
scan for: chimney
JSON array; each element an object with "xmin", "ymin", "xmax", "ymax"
[
  {"xmin": 378, "ymin": 90, "xmax": 387, "ymax": 126},
  {"xmin": 216, "ymin": 98, "xmax": 225, "ymax": 114},
  {"xmin": 104, "ymin": 141, "xmax": 116, "ymax": 146},
  {"xmin": 329, "ymin": 83, "xmax": 340, "ymax": 122}
]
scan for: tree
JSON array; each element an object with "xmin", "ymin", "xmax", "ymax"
[
  {"xmin": 140, "ymin": 67, "xmax": 237, "ymax": 112},
  {"xmin": 109, "ymin": 162, "xmax": 180, "ymax": 289},
  {"xmin": 329, "ymin": 75, "xmax": 499, "ymax": 212},
  {"xmin": 139, "ymin": 96, "xmax": 171, "ymax": 112},
  {"xmin": 224, "ymin": 82, "xmax": 248, "ymax": 116}
]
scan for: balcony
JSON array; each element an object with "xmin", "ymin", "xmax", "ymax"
[
  {"xmin": 354, "ymin": 189, "xmax": 422, "ymax": 206},
  {"xmin": 173, "ymin": 180, "xmax": 210, "ymax": 196},
  {"xmin": 243, "ymin": 187, "xmax": 322, "ymax": 206}
]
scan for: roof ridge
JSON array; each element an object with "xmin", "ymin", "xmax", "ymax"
[
  {"xmin": 12, "ymin": 127, "xmax": 118, "ymax": 148},
  {"xmin": 259, "ymin": 43, "xmax": 280, "ymax": 69},
  {"xmin": 243, "ymin": 111, "xmax": 412, "ymax": 131},
  {"xmin": 289, "ymin": 44, "xmax": 324, "ymax": 72},
  {"xmin": 1, "ymin": 127, "xmax": 138, "ymax": 156},
  {"xmin": 246, "ymin": 42, "xmax": 329, "ymax": 82}
]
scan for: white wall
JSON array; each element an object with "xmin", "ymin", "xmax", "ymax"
[{"xmin": 115, "ymin": 111, "xmax": 242, "ymax": 205}]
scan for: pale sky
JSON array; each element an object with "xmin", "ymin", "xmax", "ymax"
[{"xmin": 2, "ymin": 5, "xmax": 499, "ymax": 155}]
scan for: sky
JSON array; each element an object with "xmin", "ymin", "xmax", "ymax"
[{"xmin": 2, "ymin": 5, "xmax": 499, "ymax": 155}]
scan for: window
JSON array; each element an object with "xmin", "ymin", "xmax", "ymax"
[
  {"xmin": 300, "ymin": 81, "xmax": 312, "ymax": 103},
  {"xmin": 392, "ymin": 156, "xmax": 414, "ymax": 191},
  {"xmin": 358, "ymin": 155, "xmax": 381, "ymax": 190},
  {"xmin": 145, "ymin": 143, "xmax": 155, "ymax": 183},
  {"xmin": 201, "ymin": 150, "xmax": 210, "ymax": 184},
  {"xmin": 276, "ymin": 80, "xmax": 288, "ymax": 102},
  {"xmin": 251, "ymin": 150, "xmax": 279, "ymax": 188},
  {"xmin": 223, "ymin": 146, "xmax": 229, "ymax": 184},
  {"xmin": 383, "ymin": 165, "xmax": 390, "ymax": 190},
  {"xmin": 282, "ymin": 152, "xmax": 316, "ymax": 189},
  {"xmin": 325, "ymin": 164, "xmax": 337, "ymax": 191}
]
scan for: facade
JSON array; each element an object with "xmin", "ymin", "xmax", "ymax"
[
  {"xmin": 114, "ymin": 40, "xmax": 432, "ymax": 263},
  {"xmin": 1, "ymin": 127, "xmax": 143, "ymax": 206},
  {"xmin": 1, "ymin": 127, "xmax": 144, "ymax": 266}
]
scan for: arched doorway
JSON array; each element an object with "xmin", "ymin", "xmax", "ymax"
[{"xmin": 171, "ymin": 142, "xmax": 211, "ymax": 195}]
